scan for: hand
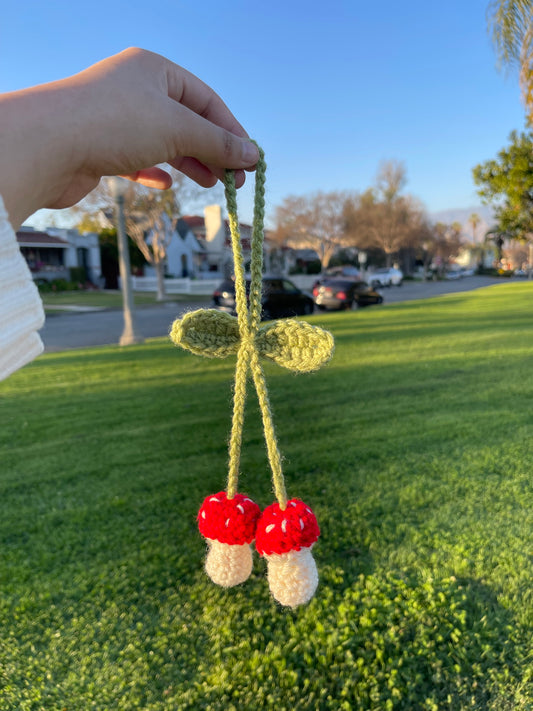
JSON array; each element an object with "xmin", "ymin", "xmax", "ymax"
[{"xmin": 0, "ymin": 48, "xmax": 260, "ymax": 228}]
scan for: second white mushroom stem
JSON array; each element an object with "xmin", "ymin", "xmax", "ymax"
[{"xmin": 264, "ymin": 547, "xmax": 318, "ymax": 608}]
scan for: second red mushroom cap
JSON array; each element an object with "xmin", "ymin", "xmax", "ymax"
[{"xmin": 255, "ymin": 499, "xmax": 320, "ymax": 556}]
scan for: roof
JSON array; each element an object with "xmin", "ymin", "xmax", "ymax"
[
  {"xmin": 224, "ymin": 218, "xmax": 252, "ymax": 230},
  {"xmin": 175, "ymin": 218, "xmax": 206, "ymax": 251},
  {"xmin": 176, "ymin": 217, "xmax": 192, "ymax": 240},
  {"xmin": 181, "ymin": 215, "xmax": 205, "ymax": 229},
  {"xmin": 180, "ymin": 214, "xmax": 254, "ymax": 251},
  {"xmin": 16, "ymin": 230, "xmax": 69, "ymax": 248}
]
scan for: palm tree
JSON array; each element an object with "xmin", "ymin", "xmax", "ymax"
[
  {"xmin": 485, "ymin": 226, "xmax": 508, "ymax": 263},
  {"xmin": 469, "ymin": 212, "xmax": 481, "ymax": 243},
  {"xmin": 488, "ymin": 0, "xmax": 533, "ymax": 117}
]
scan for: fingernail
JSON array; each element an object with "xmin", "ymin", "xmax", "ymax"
[{"xmin": 242, "ymin": 141, "xmax": 259, "ymax": 165}]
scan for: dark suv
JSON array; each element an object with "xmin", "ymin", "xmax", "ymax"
[
  {"xmin": 313, "ymin": 278, "xmax": 383, "ymax": 311},
  {"xmin": 213, "ymin": 276, "xmax": 314, "ymax": 320}
]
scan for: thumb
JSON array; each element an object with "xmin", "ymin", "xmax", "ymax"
[{"xmin": 166, "ymin": 101, "xmax": 259, "ymax": 170}]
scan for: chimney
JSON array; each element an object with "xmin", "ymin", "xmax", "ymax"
[{"xmin": 204, "ymin": 204, "xmax": 223, "ymax": 246}]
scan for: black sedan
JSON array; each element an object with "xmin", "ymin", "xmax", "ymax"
[
  {"xmin": 313, "ymin": 278, "xmax": 383, "ymax": 311},
  {"xmin": 213, "ymin": 276, "xmax": 314, "ymax": 319}
]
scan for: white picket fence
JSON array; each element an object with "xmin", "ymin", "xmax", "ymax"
[
  {"xmin": 130, "ymin": 276, "xmax": 221, "ymax": 295},
  {"xmin": 130, "ymin": 273, "xmax": 320, "ymax": 295}
]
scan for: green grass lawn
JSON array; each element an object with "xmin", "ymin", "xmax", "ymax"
[{"xmin": 1, "ymin": 282, "xmax": 532, "ymax": 710}]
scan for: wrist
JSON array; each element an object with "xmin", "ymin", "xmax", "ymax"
[{"xmin": 0, "ymin": 80, "xmax": 86, "ymax": 228}]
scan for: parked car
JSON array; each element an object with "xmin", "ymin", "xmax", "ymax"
[
  {"xmin": 212, "ymin": 276, "xmax": 314, "ymax": 319},
  {"xmin": 444, "ymin": 268, "xmax": 463, "ymax": 280},
  {"xmin": 313, "ymin": 278, "xmax": 383, "ymax": 311},
  {"xmin": 367, "ymin": 267, "xmax": 403, "ymax": 287},
  {"xmin": 324, "ymin": 265, "xmax": 361, "ymax": 279}
]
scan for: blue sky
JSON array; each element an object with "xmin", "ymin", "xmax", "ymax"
[{"xmin": 1, "ymin": 0, "xmax": 527, "ymax": 227}]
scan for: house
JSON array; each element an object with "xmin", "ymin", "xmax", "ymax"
[
  {"xmin": 162, "ymin": 216, "xmax": 206, "ymax": 278},
  {"xmin": 16, "ymin": 226, "xmax": 101, "ymax": 284},
  {"xmin": 178, "ymin": 204, "xmax": 254, "ymax": 278},
  {"xmin": 142, "ymin": 204, "xmax": 254, "ymax": 280},
  {"xmin": 47, "ymin": 228, "xmax": 101, "ymax": 283}
]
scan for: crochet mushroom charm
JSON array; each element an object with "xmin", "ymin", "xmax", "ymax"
[
  {"xmin": 171, "ymin": 153, "xmax": 333, "ymax": 608},
  {"xmin": 255, "ymin": 499, "xmax": 320, "ymax": 608},
  {"xmin": 198, "ymin": 492, "xmax": 261, "ymax": 588}
]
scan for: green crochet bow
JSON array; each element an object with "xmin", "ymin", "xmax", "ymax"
[{"xmin": 169, "ymin": 145, "xmax": 334, "ymax": 508}]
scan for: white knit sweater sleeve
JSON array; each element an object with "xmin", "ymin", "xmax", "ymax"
[{"xmin": 0, "ymin": 196, "xmax": 45, "ymax": 381}]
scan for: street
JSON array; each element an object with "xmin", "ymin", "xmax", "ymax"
[
  {"xmin": 41, "ymin": 300, "xmax": 209, "ymax": 352},
  {"xmin": 40, "ymin": 276, "xmax": 517, "ymax": 352},
  {"xmin": 369, "ymin": 274, "xmax": 513, "ymax": 304}
]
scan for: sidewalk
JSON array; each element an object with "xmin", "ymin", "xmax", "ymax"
[{"xmin": 45, "ymin": 305, "xmax": 107, "ymax": 312}]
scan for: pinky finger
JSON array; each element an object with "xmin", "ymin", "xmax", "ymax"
[{"xmin": 121, "ymin": 166, "xmax": 172, "ymax": 189}]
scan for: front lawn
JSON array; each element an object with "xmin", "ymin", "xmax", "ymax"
[{"xmin": 0, "ymin": 282, "xmax": 532, "ymax": 709}]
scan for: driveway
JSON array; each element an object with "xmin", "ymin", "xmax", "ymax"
[{"xmin": 40, "ymin": 276, "xmax": 520, "ymax": 352}]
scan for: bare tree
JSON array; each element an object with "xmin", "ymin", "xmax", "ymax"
[
  {"xmin": 124, "ymin": 187, "xmax": 178, "ymax": 301},
  {"xmin": 345, "ymin": 160, "xmax": 426, "ymax": 265},
  {"xmin": 273, "ymin": 191, "xmax": 356, "ymax": 269},
  {"xmin": 431, "ymin": 222, "xmax": 462, "ymax": 277},
  {"xmin": 72, "ymin": 170, "xmax": 222, "ymax": 299},
  {"xmin": 124, "ymin": 170, "xmax": 223, "ymax": 300}
]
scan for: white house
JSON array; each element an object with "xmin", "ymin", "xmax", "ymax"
[
  {"xmin": 16, "ymin": 226, "xmax": 101, "ymax": 284},
  {"xmin": 160, "ymin": 204, "xmax": 254, "ymax": 279},
  {"xmin": 121, "ymin": 203, "xmax": 264, "ymax": 285},
  {"xmin": 163, "ymin": 217, "xmax": 206, "ymax": 278},
  {"xmin": 47, "ymin": 227, "xmax": 101, "ymax": 283}
]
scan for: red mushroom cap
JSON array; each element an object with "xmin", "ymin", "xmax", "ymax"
[
  {"xmin": 255, "ymin": 499, "xmax": 320, "ymax": 556},
  {"xmin": 197, "ymin": 491, "xmax": 260, "ymax": 545}
]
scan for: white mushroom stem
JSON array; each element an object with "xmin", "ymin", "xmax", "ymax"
[
  {"xmin": 204, "ymin": 539, "xmax": 253, "ymax": 587},
  {"xmin": 264, "ymin": 546, "xmax": 318, "ymax": 608}
]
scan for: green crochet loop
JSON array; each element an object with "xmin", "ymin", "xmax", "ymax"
[
  {"xmin": 170, "ymin": 309, "xmax": 334, "ymax": 373},
  {"xmin": 170, "ymin": 309, "xmax": 240, "ymax": 359},
  {"xmin": 169, "ymin": 143, "xmax": 334, "ymax": 508},
  {"xmin": 256, "ymin": 318, "xmax": 334, "ymax": 372}
]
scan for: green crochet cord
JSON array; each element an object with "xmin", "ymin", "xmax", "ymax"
[
  {"xmin": 169, "ymin": 144, "xmax": 335, "ymax": 511},
  {"xmin": 224, "ymin": 145, "xmax": 288, "ymax": 508}
]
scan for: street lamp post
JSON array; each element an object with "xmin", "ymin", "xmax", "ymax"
[
  {"xmin": 108, "ymin": 177, "xmax": 144, "ymax": 346},
  {"xmin": 358, "ymin": 250, "xmax": 367, "ymax": 281}
]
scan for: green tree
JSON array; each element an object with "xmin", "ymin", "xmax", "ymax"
[
  {"xmin": 98, "ymin": 227, "xmax": 147, "ymax": 290},
  {"xmin": 472, "ymin": 129, "xmax": 533, "ymax": 239},
  {"xmin": 484, "ymin": 226, "xmax": 508, "ymax": 262},
  {"xmin": 488, "ymin": 0, "xmax": 533, "ymax": 118}
]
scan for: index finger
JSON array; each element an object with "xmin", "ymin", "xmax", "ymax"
[{"xmin": 164, "ymin": 61, "xmax": 249, "ymax": 139}]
